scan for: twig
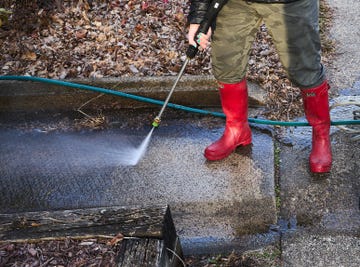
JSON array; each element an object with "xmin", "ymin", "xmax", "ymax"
[
  {"xmin": 77, "ymin": 93, "xmax": 104, "ymax": 119},
  {"xmin": 0, "ymin": 235, "xmax": 140, "ymax": 244},
  {"xmin": 166, "ymin": 247, "xmax": 186, "ymax": 267},
  {"xmin": 40, "ymin": 257, "xmax": 54, "ymax": 267}
]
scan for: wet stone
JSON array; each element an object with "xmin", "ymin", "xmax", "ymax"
[{"xmin": 0, "ymin": 112, "xmax": 276, "ymax": 254}]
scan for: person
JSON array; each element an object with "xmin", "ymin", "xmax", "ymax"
[{"xmin": 187, "ymin": 0, "xmax": 332, "ymax": 173}]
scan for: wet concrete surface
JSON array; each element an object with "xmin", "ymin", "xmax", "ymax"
[
  {"xmin": 0, "ymin": 110, "xmax": 276, "ymax": 254},
  {"xmin": 278, "ymin": 85, "xmax": 360, "ymax": 265},
  {"xmin": 1, "ymin": 99, "xmax": 359, "ymax": 263},
  {"xmin": 279, "ymin": 127, "xmax": 360, "ymax": 228},
  {"xmin": 279, "ymin": 128, "xmax": 359, "ymax": 230},
  {"xmin": 1, "ymin": 85, "xmax": 359, "ymax": 262}
]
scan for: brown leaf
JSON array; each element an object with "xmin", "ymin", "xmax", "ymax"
[
  {"xmin": 75, "ymin": 29, "xmax": 87, "ymax": 39},
  {"xmin": 21, "ymin": 51, "xmax": 37, "ymax": 61},
  {"xmin": 135, "ymin": 24, "xmax": 143, "ymax": 32},
  {"xmin": 107, "ymin": 233, "xmax": 124, "ymax": 246}
]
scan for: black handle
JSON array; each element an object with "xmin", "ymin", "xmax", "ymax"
[{"xmin": 186, "ymin": 0, "xmax": 228, "ymax": 59}]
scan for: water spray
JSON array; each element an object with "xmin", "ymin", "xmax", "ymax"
[{"xmin": 152, "ymin": 0, "xmax": 229, "ymax": 128}]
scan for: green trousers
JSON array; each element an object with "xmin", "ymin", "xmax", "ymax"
[{"xmin": 212, "ymin": 0, "xmax": 326, "ymax": 88}]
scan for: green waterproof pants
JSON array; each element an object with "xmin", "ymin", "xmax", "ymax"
[{"xmin": 212, "ymin": 0, "xmax": 326, "ymax": 88}]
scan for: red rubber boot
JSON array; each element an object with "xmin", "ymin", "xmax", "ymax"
[
  {"xmin": 301, "ymin": 80, "xmax": 332, "ymax": 173},
  {"xmin": 204, "ymin": 79, "xmax": 252, "ymax": 161}
]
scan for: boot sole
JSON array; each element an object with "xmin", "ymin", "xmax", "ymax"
[
  {"xmin": 204, "ymin": 139, "xmax": 252, "ymax": 161},
  {"xmin": 310, "ymin": 165, "xmax": 331, "ymax": 173}
]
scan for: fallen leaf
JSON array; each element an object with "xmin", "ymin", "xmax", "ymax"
[
  {"xmin": 21, "ymin": 51, "xmax": 37, "ymax": 61},
  {"xmin": 107, "ymin": 233, "xmax": 124, "ymax": 246},
  {"xmin": 75, "ymin": 29, "xmax": 87, "ymax": 39}
]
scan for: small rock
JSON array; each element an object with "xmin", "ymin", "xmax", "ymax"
[
  {"xmin": 79, "ymin": 241, "xmax": 94, "ymax": 246},
  {"xmin": 28, "ymin": 247, "xmax": 37, "ymax": 257},
  {"xmin": 129, "ymin": 65, "xmax": 139, "ymax": 73}
]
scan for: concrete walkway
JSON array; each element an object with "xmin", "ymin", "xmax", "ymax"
[
  {"xmin": 326, "ymin": 0, "xmax": 360, "ymax": 91},
  {"xmin": 279, "ymin": 0, "xmax": 360, "ymax": 265}
]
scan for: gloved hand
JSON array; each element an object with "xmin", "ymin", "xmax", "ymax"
[{"xmin": 188, "ymin": 23, "xmax": 212, "ymax": 50}]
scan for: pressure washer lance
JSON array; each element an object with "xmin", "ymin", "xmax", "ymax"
[{"xmin": 152, "ymin": 0, "xmax": 228, "ymax": 128}]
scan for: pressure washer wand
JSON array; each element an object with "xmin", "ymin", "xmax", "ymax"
[
  {"xmin": 152, "ymin": 0, "xmax": 228, "ymax": 128},
  {"xmin": 152, "ymin": 57, "xmax": 190, "ymax": 127}
]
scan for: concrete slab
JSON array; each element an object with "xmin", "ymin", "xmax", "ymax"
[
  {"xmin": 0, "ymin": 76, "xmax": 266, "ymax": 112},
  {"xmin": 279, "ymin": 96, "xmax": 360, "ymax": 233},
  {"xmin": 326, "ymin": 0, "xmax": 360, "ymax": 91},
  {"xmin": 278, "ymin": 75, "xmax": 360, "ymax": 265},
  {"xmin": 0, "ymin": 113, "xmax": 276, "ymax": 254},
  {"xmin": 282, "ymin": 229, "xmax": 360, "ymax": 267}
]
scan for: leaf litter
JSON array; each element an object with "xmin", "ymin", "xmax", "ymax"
[{"xmin": 0, "ymin": 0, "xmax": 334, "ymax": 122}]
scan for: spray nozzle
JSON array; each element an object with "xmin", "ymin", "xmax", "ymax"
[{"xmin": 152, "ymin": 116, "xmax": 161, "ymax": 127}]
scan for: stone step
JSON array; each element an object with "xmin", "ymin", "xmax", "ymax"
[
  {"xmin": 0, "ymin": 112, "xmax": 276, "ymax": 254},
  {"xmin": 0, "ymin": 76, "xmax": 267, "ymax": 112}
]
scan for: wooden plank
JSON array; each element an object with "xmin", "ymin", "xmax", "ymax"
[
  {"xmin": 0, "ymin": 205, "xmax": 184, "ymax": 266},
  {"xmin": 116, "ymin": 237, "xmax": 184, "ymax": 267},
  {"xmin": 117, "ymin": 238, "xmax": 162, "ymax": 267},
  {"xmin": 0, "ymin": 205, "xmax": 168, "ymax": 242}
]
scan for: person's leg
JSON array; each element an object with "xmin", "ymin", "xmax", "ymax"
[
  {"xmin": 212, "ymin": 0, "xmax": 262, "ymax": 83},
  {"xmin": 205, "ymin": 1, "xmax": 261, "ymax": 160},
  {"xmin": 257, "ymin": 0, "xmax": 325, "ymax": 87},
  {"xmin": 259, "ymin": 0, "xmax": 331, "ymax": 172}
]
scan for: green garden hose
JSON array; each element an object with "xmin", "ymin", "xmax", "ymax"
[{"xmin": 1, "ymin": 75, "xmax": 359, "ymax": 127}]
